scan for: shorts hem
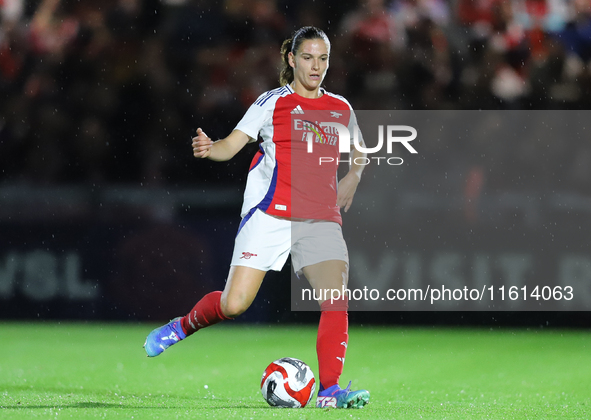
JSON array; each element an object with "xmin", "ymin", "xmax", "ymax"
[
  {"xmin": 230, "ymin": 261, "xmax": 285, "ymax": 272},
  {"xmin": 293, "ymin": 256, "xmax": 349, "ymax": 275}
]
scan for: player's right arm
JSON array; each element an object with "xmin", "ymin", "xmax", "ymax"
[
  {"xmin": 194, "ymin": 89, "xmax": 272, "ymax": 161},
  {"xmin": 192, "ymin": 128, "xmax": 252, "ymax": 162}
]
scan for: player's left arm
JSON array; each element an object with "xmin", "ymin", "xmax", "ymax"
[
  {"xmin": 337, "ymin": 105, "xmax": 365, "ymax": 213},
  {"xmin": 337, "ymin": 147, "xmax": 365, "ymax": 213}
]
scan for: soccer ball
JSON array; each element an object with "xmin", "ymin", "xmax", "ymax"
[{"xmin": 260, "ymin": 357, "xmax": 316, "ymax": 408}]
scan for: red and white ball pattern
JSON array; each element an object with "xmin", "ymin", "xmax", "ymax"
[{"xmin": 260, "ymin": 357, "xmax": 316, "ymax": 408}]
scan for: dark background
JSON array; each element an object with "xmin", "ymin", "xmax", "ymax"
[{"xmin": 1, "ymin": 0, "xmax": 591, "ymax": 327}]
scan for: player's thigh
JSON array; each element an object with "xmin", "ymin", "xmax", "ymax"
[
  {"xmin": 301, "ymin": 259, "xmax": 348, "ymax": 305},
  {"xmin": 221, "ymin": 265, "xmax": 266, "ymax": 317},
  {"xmin": 292, "ymin": 220, "xmax": 349, "ymax": 299}
]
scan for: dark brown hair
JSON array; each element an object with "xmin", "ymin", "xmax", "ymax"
[{"xmin": 279, "ymin": 26, "xmax": 330, "ymax": 86}]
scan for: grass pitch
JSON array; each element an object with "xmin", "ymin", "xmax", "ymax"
[{"xmin": 0, "ymin": 322, "xmax": 589, "ymax": 419}]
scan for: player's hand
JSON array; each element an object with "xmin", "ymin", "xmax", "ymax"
[
  {"xmin": 337, "ymin": 171, "xmax": 360, "ymax": 213},
  {"xmin": 192, "ymin": 128, "xmax": 213, "ymax": 158}
]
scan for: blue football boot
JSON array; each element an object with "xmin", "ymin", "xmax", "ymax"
[
  {"xmin": 144, "ymin": 317, "xmax": 186, "ymax": 357},
  {"xmin": 316, "ymin": 381, "xmax": 370, "ymax": 408}
]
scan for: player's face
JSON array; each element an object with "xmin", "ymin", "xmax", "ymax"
[{"xmin": 289, "ymin": 39, "xmax": 329, "ymax": 95}]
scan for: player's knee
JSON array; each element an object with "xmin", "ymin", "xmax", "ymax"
[{"xmin": 220, "ymin": 295, "xmax": 250, "ymax": 318}]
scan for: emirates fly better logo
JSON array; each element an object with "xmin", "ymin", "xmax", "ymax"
[{"xmin": 292, "ymin": 110, "xmax": 418, "ymax": 166}]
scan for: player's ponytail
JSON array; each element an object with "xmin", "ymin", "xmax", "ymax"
[
  {"xmin": 279, "ymin": 26, "xmax": 331, "ymax": 86},
  {"xmin": 280, "ymin": 37, "xmax": 294, "ymax": 86}
]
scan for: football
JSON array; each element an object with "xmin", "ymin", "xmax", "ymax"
[{"xmin": 260, "ymin": 357, "xmax": 316, "ymax": 408}]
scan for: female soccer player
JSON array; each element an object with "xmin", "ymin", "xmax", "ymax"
[{"xmin": 144, "ymin": 26, "xmax": 369, "ymax": 409}]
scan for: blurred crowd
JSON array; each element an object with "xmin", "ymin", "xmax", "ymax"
[{"xmin": 1, "ymin": 0, "xmax": 591, "ymax": 194}]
